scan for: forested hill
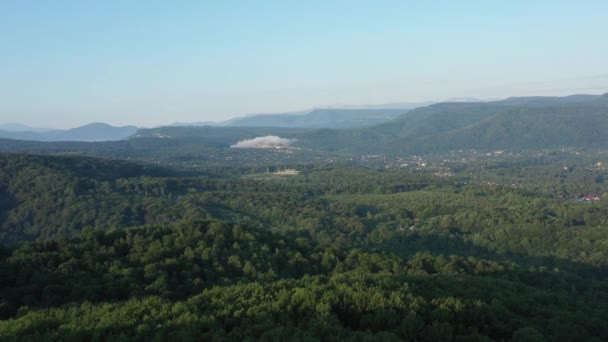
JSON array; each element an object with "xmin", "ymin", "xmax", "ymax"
[
  {"xmin": 130, "ymin": 94, "xmax": 608, "ymax": 155},
  {"xmin": 0, "ymin": 153, "xmax": 171, "ymax": 180},
  {"xmin": 2, "ymin": 219, "xmax": 608, "ymax": 340},
  {"xmin": 0, "ymin": 153, "xmax": 175, "ymax": 242},
  {"xmin": 295, "ymin": 93, "xmax": 608, "ymax": 154}
]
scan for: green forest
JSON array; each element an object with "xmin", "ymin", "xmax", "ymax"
[
  {"xmin": 2, "ymin": 1, "xmax": 608, "ymax": 339},
  {"xmin": 1, "ymin": 151, "xmax": 608, "ymax": 340}
]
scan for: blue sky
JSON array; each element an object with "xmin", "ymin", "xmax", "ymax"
[{"xmin": 1, "ymin": 1, "xmax": 607, "ymax": 128}]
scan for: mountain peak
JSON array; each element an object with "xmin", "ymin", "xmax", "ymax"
[
  {"xmin": 75, "ymin": 122, "xmax": 121, "ymax": 129},
  {"xmin": 69, "ymin": 123, "xmax": 138, "ymax": 131}
]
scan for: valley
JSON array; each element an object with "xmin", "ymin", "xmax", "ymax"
[{"xmin": 2, "ymin": 110, "xmax": 608, "ymax": 338}]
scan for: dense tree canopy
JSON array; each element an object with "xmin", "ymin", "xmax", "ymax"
[{"xmin": 1, "ymin": 152, "xmax": 608, "ymax": 340}]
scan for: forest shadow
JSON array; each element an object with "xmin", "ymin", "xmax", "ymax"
[{"xmin": 377, "ymin": 231, "xmax": 608, "ymax": 279}]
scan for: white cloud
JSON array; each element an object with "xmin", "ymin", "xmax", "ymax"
[{"xmin": 231, "ymin": 135, "xmax": 296, "ymax": 149}]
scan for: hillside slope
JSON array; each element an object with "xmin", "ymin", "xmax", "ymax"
[
  {"xmin": 0, "ymin": 154, "xmax": 175, "ymax": 242},
  {"xmin": 295, "ymin": 93, "xmax": 608, "ymax": 154}
]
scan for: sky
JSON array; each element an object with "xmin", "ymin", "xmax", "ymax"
[{"xmin": 1, "ymin": 1, "xmax": 607, "ymax": 129}]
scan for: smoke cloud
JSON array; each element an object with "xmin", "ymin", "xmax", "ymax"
[{"xmin": 231, "ymin": 135, "xmax": 296, "ymax": 149}]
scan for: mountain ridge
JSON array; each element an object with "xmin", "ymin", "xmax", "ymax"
[
  {"xmin": 171, "ymin": 108, "xmax": 411, "ymax": 129},
  {"xmin": 0, "ymin": 123, "xmax": 52, "ymax": 132},
  {"xmin": 0, "ymin": 122, "xmax": 138, "ymax": 142},
  {"xmin": 2, "ymin": 93, "xmax": 608, "ymax": 156},
  {"xmin": 294, "ymin": 93, "xmax": 608, "ymax": 154}
]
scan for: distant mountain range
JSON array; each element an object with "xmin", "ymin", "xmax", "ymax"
[
  {"xmin": 2, "ymin": 93, "xmax": 608, "ymax": 153},
  {"xmin": 0, "ymin": 123, "xmax": 138, "ymax": 142},
  {"xmin": 0, "ymin": 123, "xmax": 52, "ymax": 132},
  {"xmin": 295, "ymin": 93, "xmax": 608, "ymax": 154},
  {"xmin": 0, "ymin": 99, "xmax": 482, "ymax": 142},
  {"xmin": 140, "ymin": 93, "xmax": 608, "ymax": 155},
  {"xmin": 170, "ymin": 108, "xmax": 417, "ymax": 129},
  {"xmin": 168, "ymin": 99, "xmax": 509, "ymax": 129},
  {"xmin": 224, "ymin": 108, "xmax": 411, "ymax": 128}
]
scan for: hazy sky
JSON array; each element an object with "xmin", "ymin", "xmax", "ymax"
[{"xmin": 1, "ymin": 1, "xmax": 607, "ymax": 128}]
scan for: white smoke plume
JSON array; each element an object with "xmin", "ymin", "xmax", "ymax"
[{"xmin": 231, "ymin": 135, "xmax": 296, "ymax": 149}]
